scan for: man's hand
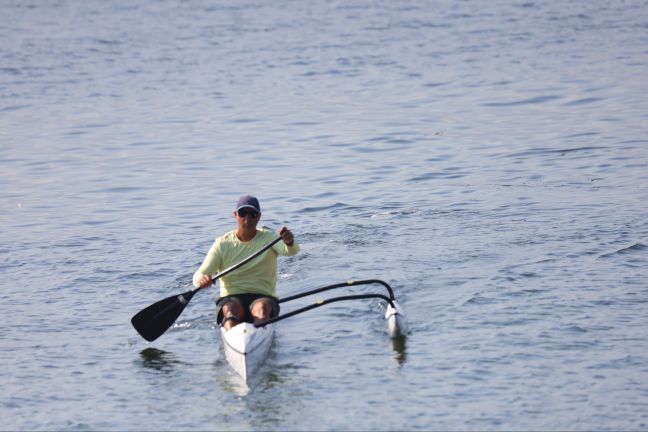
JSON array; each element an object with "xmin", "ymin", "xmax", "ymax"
[
  {"xmin": 279, "ymin": 226, "xmax": 295, "ymax": 247},
  {"xmin": 196, "ymin": 274, "xmax": 213, "ymax": 288}
]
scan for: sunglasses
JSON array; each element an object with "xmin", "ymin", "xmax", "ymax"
[{"xmin": 237, "ymin": 209, "xmax": 259, "ymax": 218}]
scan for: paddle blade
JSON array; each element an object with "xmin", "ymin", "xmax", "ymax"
[{"xmin": 131, "ymin": 290, "xmax": 196, "ymax": 342}]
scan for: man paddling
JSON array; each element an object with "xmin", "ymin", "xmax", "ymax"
[{"xmin": 193, "ymin": 195, "xmax": 300, "ymax": 330}]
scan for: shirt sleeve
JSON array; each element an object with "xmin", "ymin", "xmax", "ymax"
[{"xmin": 192, "ymin": 239, "xmax": 222, "ymax": 287}]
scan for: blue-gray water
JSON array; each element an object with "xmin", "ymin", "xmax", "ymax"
[{"xmin": 2, "ymin": 0, "xmax": 648, "ymax": 430}]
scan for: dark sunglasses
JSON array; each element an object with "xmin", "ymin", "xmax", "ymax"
[{"xmin": 237, "ymin": 209, "xmax": 259, "ymax": 218}]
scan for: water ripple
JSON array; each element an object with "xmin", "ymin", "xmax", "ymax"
[
  {"xmin": 2, "ymin": 0, "xmax": 647, "ymax": 430},
  {"xmin": 483, "ymin": 95, "xmax": 562, "ymax": 107}
]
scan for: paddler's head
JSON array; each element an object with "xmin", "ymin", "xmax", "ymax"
[{"xmin": 235, "ymin": 195, "xmax": 261, "ymax": 237}]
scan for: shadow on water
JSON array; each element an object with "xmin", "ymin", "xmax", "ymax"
[
  {"xmin": 138, "ymin": 347, "xmax": 182, "ymax": 373},
  {"xmin": 391, "ymin": 335, "xmax": 407, "ymax": 365}
]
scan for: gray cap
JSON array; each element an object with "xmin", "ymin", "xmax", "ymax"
[{"xmin": 236, "ymin": 195, "xmax": 261, "ymax": 213}]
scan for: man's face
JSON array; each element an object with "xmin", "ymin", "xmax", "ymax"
[{"xmin": 235, "ymin": 208, "xmax": 260, "ymax": 230}]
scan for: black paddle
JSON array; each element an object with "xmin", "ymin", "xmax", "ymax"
[{"xmin": 131, "ymin": 236, "xmax": 282, "ymax": 342}]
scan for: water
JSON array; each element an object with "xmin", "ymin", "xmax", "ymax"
[{"xmin": 2, "ymin": 0, "xmax": 648, "ymax": 430}]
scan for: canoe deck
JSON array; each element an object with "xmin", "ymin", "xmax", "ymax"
[{"xmin": 221, "ymin": 322, "xmax": 274, "ymax": 381}]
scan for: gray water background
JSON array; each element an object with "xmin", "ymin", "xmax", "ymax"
[{"xmin": 2, "ymin": 0, "xmax": 648, "ymax": 430}]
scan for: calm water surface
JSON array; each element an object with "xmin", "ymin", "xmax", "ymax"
[{"xmin": 2, "ymin": 0, "xmax": 648, "ymax": 430}]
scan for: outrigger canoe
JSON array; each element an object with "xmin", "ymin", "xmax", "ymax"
[
  {"xmin": 220, "ymin": 279, "xmax": 407, "ymax": 382},
  {"xmin": 131, "ymin": 239, "xmax": 408, "ymax": 383}
]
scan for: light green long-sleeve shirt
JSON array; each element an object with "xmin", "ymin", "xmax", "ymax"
[{"xmin": 192, "ymin": 226, "xmax": 299, "ymax": 298}]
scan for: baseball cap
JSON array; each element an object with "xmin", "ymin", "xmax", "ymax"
[{"xmin": 236, "ymin": 195, "xmax": 261, "ymax": 213}]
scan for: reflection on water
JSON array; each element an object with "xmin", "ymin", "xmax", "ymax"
[
  {"xmin": 242, "ymin": 369, "xmax": 295, "ymax": 431},
  {"xmin": 138, "ymin": 347, "xmax": 182, "ymax": 373},
  {"xmin": 214, "ymin": 361, "xmax": 250, "ymax": 397},
  {"xmin": 391, "ymin": 335, "xmax": 407, "ymax": 366},
  {"xmin": 213, "ymin": 349, "xmax": 292, "ymax": 397}
]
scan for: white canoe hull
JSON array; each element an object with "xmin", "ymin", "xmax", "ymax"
[{"xmin": 221, "ymin": 322, "xmax": 274, "ymax": 381}]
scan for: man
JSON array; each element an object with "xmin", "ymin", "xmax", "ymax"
[{"xmin": 193, "ymin": 195, "xmax": 299, "ymax": 330}]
